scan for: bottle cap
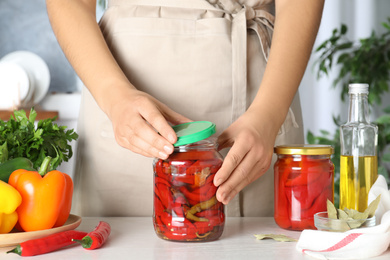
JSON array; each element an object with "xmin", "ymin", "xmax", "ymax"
[
  {"xmin": 349, "ymin": 83, "xmax": 369, "ymax": 94},
  {"xmin": 172, "ymin": 121, "xmax": 216, "ymax": 147}
]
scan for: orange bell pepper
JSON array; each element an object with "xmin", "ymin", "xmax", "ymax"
[{"xmin": 8, "ymin": 157, "xmax": 73, "ymax": 232}]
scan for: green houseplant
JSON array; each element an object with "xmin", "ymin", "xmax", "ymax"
[{"xmin": 309, "ymin": 18, "xmax": 390, "ymax": 207}]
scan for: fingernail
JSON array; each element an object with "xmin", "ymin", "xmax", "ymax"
[
  {"xmin": 159, "ymin": 151, "xmax": 168, "ymax": 159},
  {"xmin": 164, "ymin": 145, "xmax": 173, "ymax": 154},
  {"xmin": 214, "ymin": 178, "xmax": 222, "ymax": 187},
  {"xmin": 217, "ymin": 192, "xmax": 225, "ymax": 202},
  {"xmin": 224, "ymin": 195, "xmax": 231, "ymax": 204}
]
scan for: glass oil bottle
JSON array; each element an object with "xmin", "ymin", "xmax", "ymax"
[{"xmin": 340, "ymin": 83, "xmax": 378, "ymax": 212}]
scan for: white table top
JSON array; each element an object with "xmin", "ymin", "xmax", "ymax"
[{"xmin": 1, "ymin": 217, "xmax": 390, "ymax": 259}]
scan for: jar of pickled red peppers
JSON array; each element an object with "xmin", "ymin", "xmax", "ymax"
[
  {"xmin": 274, "ymin": 145, "xmax": 334, "ymax": 231},
  {"xmin": 153, "ymin": 121, "xmax": 225, "ymax": 241}
]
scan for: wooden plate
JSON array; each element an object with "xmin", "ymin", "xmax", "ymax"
[{"xmin": 0, "ymin": 214, "xmax": 81, "ymax": 247}]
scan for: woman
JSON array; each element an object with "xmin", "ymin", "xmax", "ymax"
[{"xmin": 46, "ymin": 0, "xmax": 324, "ymax": 217}]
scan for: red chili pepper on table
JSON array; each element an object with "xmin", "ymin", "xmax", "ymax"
[
  {"xmin": 73, "ymin": 221, "xmax": 111, "ymax": 250},
  {"xmin": 7, "ymin": 230, "xmax": 88, "ymax": 256}
]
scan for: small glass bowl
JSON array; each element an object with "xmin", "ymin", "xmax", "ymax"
[{"xmin": 314, "ymin": 212, "xmax": 376, "ymax": 232}]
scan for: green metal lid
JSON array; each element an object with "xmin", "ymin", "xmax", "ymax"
[{"xmin": 173, "ymin": 121, "xmax": 216, "ymax": 147}]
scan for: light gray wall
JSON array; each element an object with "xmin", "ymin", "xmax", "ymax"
[{"xmin": 0, "ymin": 0, "xmax": 79, "ymax": 93}]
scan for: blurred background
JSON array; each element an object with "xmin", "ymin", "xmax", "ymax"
[{"xmin": 0, "ymin": 0, "xmax": 389, "ymax": 182}]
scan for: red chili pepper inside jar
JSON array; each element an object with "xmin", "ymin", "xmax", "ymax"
[
  {"xmin": 274, "ymin": 145, "xmax": 334, "ymax": 231},
  {"xmin": 153, "ymin": 121, "xmax": 225, "ymax": 242}
]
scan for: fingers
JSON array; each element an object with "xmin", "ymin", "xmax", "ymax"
[
  {"xmin": 215, "ymin": 147, "xmax": 262, "ymax": 204},
  {"xmin": 214, "ymin": 140, "xmax": 249, "ymax": 187},
  {"xmin": 138, "ymin": 100, "xmax": 191, "ymax": 157},
  {"xmin": 112, "ymin": 93, "xmax": 191, "ymax": 159},
  {"xmin": 117, "ymin": 117, "xmax": 174, "ymax": 159},
  {"xmin": 214, "ymin": 127, "xmax": 273, "ymax": 205},
  {"xmin": 124, "ymin": 120, "xmax": 174, "ymax": 159}
]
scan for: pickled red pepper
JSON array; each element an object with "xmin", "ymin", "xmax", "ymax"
[
  {"xmin": 274, "ymin": 151, "xmax": 334, "ymax": 231},
  {"xmin": 153, "ymin": 153, "xmax": 224, "ymax": 241}
]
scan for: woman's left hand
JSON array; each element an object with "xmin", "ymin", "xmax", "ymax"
[
  {"xmin": 213, "ymin": 110, "xmax": 277, "ymax": 205},
  {"xmin": 213, "ymin": 0, "xmax": 325, "ymax": 205}
]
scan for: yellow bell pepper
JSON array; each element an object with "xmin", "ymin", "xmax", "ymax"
[{"xmin": 0, "ymin": 180, "xmax": 22, "ymax": 233}]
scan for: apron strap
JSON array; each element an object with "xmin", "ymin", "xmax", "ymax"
[{"xmin": 216, "ymin": 0, "xmax": 274, "ymax": 123}]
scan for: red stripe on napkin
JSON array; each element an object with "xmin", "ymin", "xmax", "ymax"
[{"xmin": 303, "ymin": 233, "xmax": 363, "ymax": 254}]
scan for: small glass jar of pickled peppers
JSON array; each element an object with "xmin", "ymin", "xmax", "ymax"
[
  {"xmin": 153, "ymin": 121, "xmax": 225, "ymax": 242},
  {"xmin": 274, "ymin": 145, "xmax": 334, "ymax": 231}
]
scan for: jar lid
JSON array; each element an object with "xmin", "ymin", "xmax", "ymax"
[
  {"xmin": 173, "ymin": 121, "xmax": 216, "ymax": 147},
  {"xmin": 274, "ymin": 144, "xmax": 334, "ymax": 155}
]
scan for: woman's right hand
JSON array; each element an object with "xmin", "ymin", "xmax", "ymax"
[
  {"xmin": 46, "ymin": 0, "xmax": 191, "ymax": 159},
  {"xmin": 107, "ymin": 88, "xmax": 191, "ymax": 159}
]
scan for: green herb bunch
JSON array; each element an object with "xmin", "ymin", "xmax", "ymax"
[
  {"xmin": 0, "ymin": 108, "xmax": 78, "ymax": 170},
  {"xmin": 315, "ymin": 18, "xmax": 390, "ymax": 104}
]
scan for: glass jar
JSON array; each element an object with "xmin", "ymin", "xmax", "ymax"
[
  {"xmin": 153, "ymin": 138, "xmax": 225, "ymax": 241},
  {"xmin": 274, "ymin": 145, "xmax": 334, "ymax": 231}
]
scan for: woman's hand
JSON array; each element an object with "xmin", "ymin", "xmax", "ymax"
[
  {"xmin": 214, "ymin": 110, "xmax": 276, "ymax": 205},
  {"xmin": 108, "ymin": 88, "xmax": 191, "ymax": 159},
  {"xmin": 46, "ymin": 0, "xmax": 191, "ymax": 159},
  {"xmin": 213, "ymin": 0, "xmax": 325, "ymax": 205}
]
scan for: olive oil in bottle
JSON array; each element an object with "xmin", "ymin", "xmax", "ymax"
[
  {"xmin": 339, "ymin": 155, "xmax": 377, "ymax": 211},
  {"xmin": 339, "ymin": 84, "xmax": 378, "ymax": 211}
]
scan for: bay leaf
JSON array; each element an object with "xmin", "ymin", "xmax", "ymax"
[
  {"xmin": 254, "ymin": 234, "xmax": 297, "ymax": 242},
  {"xmin": 324, "ymin": 196, "xmax": 381, "ymax": 231},
  {"xmin": 347, "ymin": 219, "xmax": 366, "ymax": 229},
  {"xmin": 337, "ymin": 209, "xmax": 349, "ymax": 220},
  {"xmin": 364, "ymin": 194, "xmax": 381, "ymax": 218},
  {"xmin": 344, "ymin": 208, "xmax": 360, "ymax": 218},
  {"xmin": 327, "ymin": 199, "xmax": 338, "ymax": 219}
]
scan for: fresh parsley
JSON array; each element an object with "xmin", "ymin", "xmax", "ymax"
[{"xmin": 0, "ymin": 108, "xmax": 78, "ymax": 170}]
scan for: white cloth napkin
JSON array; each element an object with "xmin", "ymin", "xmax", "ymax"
[{"xmin": 296, "ymin": 175, "xmax": 390, "ymax": 259}]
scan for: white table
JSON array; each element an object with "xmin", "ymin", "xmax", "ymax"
[{"xmin": 1, "ymin": 217, "xmax": 389, "ymax": 259}]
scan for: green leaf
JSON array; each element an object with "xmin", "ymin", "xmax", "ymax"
[
  {"xmin": 341, "ymin": 24, "xmax": 348, "ymax": 34},
  {"xmin": 0, "ymin": 142, "xmax": 8, "ymax": 163},
  {"xmin": 320, "ymin": 129, "xmax": 330, "ymax": 136},
  {"xmin": 336, "ymin": 42, "xmax": 353, "ymax": 51},
  {"xmin": 28, "ymin": 108, "xmax": 37, "ymax": 123},
  {"xmin": 375, "ymin": 115, "xmax": 390, "ymax": 124},
  {"xmin": 315, "ymin": 40, "xmax": 328, "ymax": 52},
  {"xmin": 306, "ymin": 131, "xmax": 315, "ymax": 144},
  {"xmin": 337, "ymin": 53, "xmax": 351, "ymax": 64}
]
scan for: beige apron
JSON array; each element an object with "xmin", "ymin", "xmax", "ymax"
[{"xmin": 72, "ymin": 0, "xmax": 304, "ymax": 217}]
